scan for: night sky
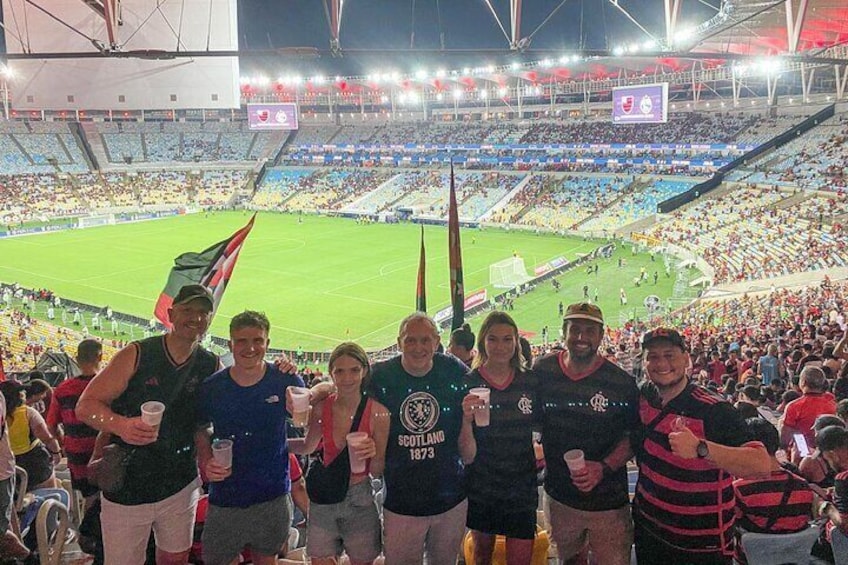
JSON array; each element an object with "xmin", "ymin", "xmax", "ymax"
[{"xmin": 235, "ymin": 0, "xmax": 719, "ymax": 75}]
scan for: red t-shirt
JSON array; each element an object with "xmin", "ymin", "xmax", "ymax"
[{"xmin": 783, "ymin": 393, "xmax": 837, "ymax": 447}]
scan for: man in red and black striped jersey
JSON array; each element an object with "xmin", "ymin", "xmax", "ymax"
[
  {"xmin": 46, "ymin": 339, "xmax": 102, "ymax": 508},
  {"xmin": 818, "ymin": 425, "xmax": 848, "ymax": 541},
  {"xmin": 533, "ymin": 302, "xmax": 639, "ymax": 565},
  {"xmin": 633, "ymin": 328, "xmax": 770, "ymax": 565},
  {"xmin": 733, "ymin": 417, "xmax": 816, "ymax": 564}
]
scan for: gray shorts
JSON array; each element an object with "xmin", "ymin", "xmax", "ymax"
[
  {"xmin": 307, "ymin": 480, "xmax": 381, "ymax": 562},
  {"xmin": 202, "ymin": 494, "xmax": 292, "ymax": 565}
]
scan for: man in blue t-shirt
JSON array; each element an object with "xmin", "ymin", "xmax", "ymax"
[
  {"xmin": 196, "ymin": 311, "xmax": 305, "ymax": 565},
  {"xmin": 367, "ymin": 312, "xmax": 478, "ymax": 565}
]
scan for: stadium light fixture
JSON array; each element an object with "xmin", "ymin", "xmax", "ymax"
[
  {"xmin": 312, "ymin": 75, "xmax": 326, "ymax": 85},
  {"xmin": 256, "ymin": 76, "xmax": 270, "ymax": 86},
  {"xmin": 540, "ymin": 58, "xmax": 553, "ymax": 68},
  {"xmin": 453, "ymin": 89, "xmax": 463, "ymax": 100},
  {"xmin": 436, "ymin": 92, "xmax": 444, "ymax": 101},
  {"xmin": 293, "ymin": 76, "xmax": 303, "ymax": 85},
  {"xmin": 612, "ymin": 46, "xmax": 625, "ymax": 57},
  {"xmin": 479, "ymin": 89, "xmax": 488, "ymax": 100},
  {"xmin": 642, "ymin": 39, "xmax": 657, "ymax": 51},
  {"xmin": 559, "ymin": 56, "xmax": 569, "ymax": 65},
  {"xmin": 239, "ymin": 76, "xmax": 250, "ymax": 84},
  {"xmin": 571, "ymin": 54, "xmax": 580, "ymax": 63},
  {"xmin": 510, "ymin": 62, "xmax": 521, "ymax": 71},
  {"xmin": 498, "ymin": 86, "xmax": 508, "ymax": 97},
  {"xmin": 415, "ymin": 70, "xmax": 428, "ymax": 80},
  {"xmin": 391, "ymin": 72, "xmax": 401, "ymax": 82},
  {"xmin": 436, "ymin": 69, "xmax": 447, "ymax": 78},
  {"xmin": 673, "ymin": 27, "xmax": 694, "ymax": 46},
  {"xmin": 487, "ymin": 65, "xmax": 496, "ymax": 73},
  {"xmin": 380, "ymin": 95, "xmax": 389, "ymax": 104},
  {"xmin": 462, "ymin": 68, "xmax": 471, "ymax": 76},
  {"xmin": 0, "ymin": 66, "xmax": 11, "ymax": 79}
]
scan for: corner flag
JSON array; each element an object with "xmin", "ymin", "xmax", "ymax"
[
  {"xmin": 153, "ymin": 214, "xmax": 256, "ymax": 329},
  {"xmin": 416, "ymin": 225, "xmax": 427, "ymax": 312},
  {"xmin": 448, "ymin": 162, "xmax": 465, "ymax": 331}
]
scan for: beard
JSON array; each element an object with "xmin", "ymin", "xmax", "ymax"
[
  {"xmin": 650, "ymin": 372, "xmax": 687, "ymax": 392},
  {"xmin": 567, "ymin": 345, "xmax": 597, "ymax": 362}
]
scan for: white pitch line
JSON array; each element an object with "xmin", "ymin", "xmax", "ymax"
[{"xmin": 322, "ymin": 290, "xmax": 409, "ymax": 310}]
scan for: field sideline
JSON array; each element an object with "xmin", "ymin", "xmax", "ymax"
[{"xmin": 0, "ymin": 212, "xmax": 690, "ymax": 351}]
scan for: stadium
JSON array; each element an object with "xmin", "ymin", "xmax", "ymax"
[{"xmin": 1, "ymin": 0, "xmax": 848, "ymax": 561}]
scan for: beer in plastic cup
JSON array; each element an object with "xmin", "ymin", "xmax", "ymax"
[
  {"xmin": 212, "ymin": 439, "xmax": 233, "ymax": 469},
  {"xmin": 141, "ymin": 401, "xmax": 165, "ymax": 428},
  {"xmin": 469, "ymin": 387, "xmax": 491, "ymax": 426},
  {"xmin": 289, "ymin": 387, "xmax": 311, "ymax": 427},
  {"xmin": 564, "ymin": 449, "xmax": 586, "ymax": 473},
  {"xmin": 346, "ymin": 432, "xmax": 370, "ymax": 474}
]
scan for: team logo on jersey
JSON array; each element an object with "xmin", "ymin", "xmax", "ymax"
[
  {"xmin": 518, "ymin": 394, "xmax": 533, "ymax": 415},
  {"xmin": 590, "ymin": 391, "xmax": 609, "ymax": 413},
  {"xmin": 400, "ymin": 392, "xmax": 440, "ymax": 434}
]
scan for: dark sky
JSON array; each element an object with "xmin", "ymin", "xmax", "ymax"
[{"xmin": 236, "ymin": 0, "xmax": 719, "ymax": 76}]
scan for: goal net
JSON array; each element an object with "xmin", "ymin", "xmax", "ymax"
[
  {"xmin": 489, "ymin": 257, "xmax": 531, "ymax": 289},
  {"xmin": 77, "ymin": 214, "xmax": 116, "ymax": 229}
]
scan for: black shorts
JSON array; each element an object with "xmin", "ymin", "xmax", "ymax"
[
  {"xmin": 466, "ymin": 498, "xmax": 536, "ymax": 540},
  {"xmin": 16, "ymin": 444, "xmax": 54, "ymax": 488}
]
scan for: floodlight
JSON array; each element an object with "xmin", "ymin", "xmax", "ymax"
[
  {"xmin": 256, "ymin": 76, "xmax": 270, "ymax": 86},
  {"xmin": 380, "ymin": 95, "xmax": 389, "ymax": 104},
  {"xmin": 0, "ymin": 66, "xmax": 12, "ymax": 79},
  {"xmin": 312, "ymin": 75, "xmax": 326, "ymax": 85},
  {"xmin": 293, "ymin": 76, "xmax": 303, "ymax": 85},
  {"xmin": 415, "ymin": 70, "xmax": 428, "ymax": 80},
  {"xmin": 498, "ymin": 87, "xmax": 508, "ymax": 97},
  {"xmin": 436, "ymin": 93, "xmax": 444, "ymax": 101},
  {"xmin": 540, "ymin": 59, "xmax": 552, "ymax": 68},
  {"xmin": 487, "ymin": 65, "xmax": 496, "ymax": 73},
  {"xmin": 571, "ymin": 54, "xmax": 580, "ymax": 63},
  {"xmin": 462, "ymin": 68, "xmax": 471, "ymax": 75},
  {"xmin": 559, "ymin": 56, "xmax": 569, "ymax": 64},
  {"xmin": 643, "ymin": 39, "xmax": 657, "ymax": 51},
  {"xmin": 612, "ymin": 46, "xmax": 625, "ymax": 57},
  {"xmin": 510, "ymin": 62, "xmax": 521, "ymax": 71},
  {"xmin": 453, "ymin": 89, "xmax": 463, "ymax": 100},
  {"xmin": 436, "ymin": 69, "xmax": 446, "ymax": 78},
  {"xmin": 479, "ymin": 89, "xmax": 488, "ymax": 100}
]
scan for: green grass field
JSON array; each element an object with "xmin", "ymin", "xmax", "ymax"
[{"xmin": 0, "ymin": 211, "xmax": 695, "ymax": 351}]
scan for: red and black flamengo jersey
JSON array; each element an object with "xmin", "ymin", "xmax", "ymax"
[
  {"xmin": 733, "ymin": 470, "xmax": 814, "ymax": 534},
  {"xmin": 633, "ymin": 382, "xmax": 757, "ymax": 557},
  {"xmin": 46, "ymin": 375, "xmax": 98, "ymax": 484},
  {"xmin": 533, "ymin": 351, "xmax": 640, "ymax": 511},
  {"xmin": 463, "ymin": 368, "xmax": 539, "ymax": 511}
]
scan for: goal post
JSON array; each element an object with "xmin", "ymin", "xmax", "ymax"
[
  {"xmin": 489, "ymin": 256, "xmax": 531, "ymax": 289},
  {"xmin": 77, "ymin": 214, "xmax": 116, "ymax": 229}
]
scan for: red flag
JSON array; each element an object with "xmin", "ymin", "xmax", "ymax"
[
  {"xmin": 448, "ymin": 162, "xmax": 465, "ymax": 331},
  {"xmin": 153, "ymin": 214, "xmax": 256, "ymax": 329},
  {"xmin": 416, "ymin": 225, "xmax": 426, "ymax": 312}
]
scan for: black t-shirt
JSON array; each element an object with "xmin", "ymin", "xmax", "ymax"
[
  {"xmin": 533, "ymin": 350, "xmax": 640, "ymax": 511},
  {"xmin": 464, "ymin": 368, "xmax": 539, "ymax": 511},
  {"xmin": 366, "ymin": 353, "xmax": 469, "ymax": 516},
  {"xmin": 108, "ymin": 336, "xmax": 218, "ymax": 505}
]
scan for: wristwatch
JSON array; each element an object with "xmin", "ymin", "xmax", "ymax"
[{"xmin": 696, "ymin": 440, "xmax": 710, "ymax": 459}]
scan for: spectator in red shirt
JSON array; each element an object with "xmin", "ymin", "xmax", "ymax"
[
  {"xmin": 779, "ymin": 366, "xmax": 837, "ymax": 451},
  {"xmin": 46, "ymin": 339, "xmax": 102, "ymax": 509}
]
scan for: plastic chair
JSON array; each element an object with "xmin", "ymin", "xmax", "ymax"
[
  {"xmin": 35, "ymin": 498, "xmax": 70, "ymax": 565},
  {"xmin": 739, "ymin": 526, "xmax": 820, "ymax": 565}
]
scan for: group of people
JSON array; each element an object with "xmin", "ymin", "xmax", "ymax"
[{"xmin": 3, "ymin": 283, "xmax": 848, "ymax": 565}]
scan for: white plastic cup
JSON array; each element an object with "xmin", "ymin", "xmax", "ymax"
[
  {"xmin": 289, "ymin": 387, "xmax": 311, "ymax": 427},
  {"xmin": 346, "ymin": 432, "xmax": 370, "ymax": 474},
  {"xmin": 212, "ymin": 439, "xmax": 233, "ymax": 469},
  {"xmin": 564, "ymin": 449, "xmax": 586, "ymax": 473},
  {"xmin": 140, "ymin": 401, "xmax": 165, "ymax": 427},
  {"xmin": 469, "ymin": 387, "xmax": 491, "ymax": 427}
]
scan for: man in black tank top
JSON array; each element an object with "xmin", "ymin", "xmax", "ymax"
[{"xmin": 77, "ymin": 285, "xmax": 219, "ymax": 565}]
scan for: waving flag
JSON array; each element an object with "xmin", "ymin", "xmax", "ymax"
[
  {"xmin": 416, "ymin": 225, "xmax": 427, "ymax": 312},
  {"xmin": 448, "ymin": 162, "xmax": 465, "ymax": 331},
  {"xmin": 154, "ymin": 214, "xmax": 256, "ymax": 329}
]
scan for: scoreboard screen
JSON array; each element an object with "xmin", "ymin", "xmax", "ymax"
[
  {"xmin": 612, "ymin": 83, "xmax": 668, "ymax": 124},
  {"xmin": 247, "ymin": 103, "xmax": 299, "ymax": 131}
]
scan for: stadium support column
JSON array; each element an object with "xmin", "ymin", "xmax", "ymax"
[
  {"xmin": 327, "ymin": 0, "xmax": 342, "ymax": 54},
  {"xmin": 510, "ymin": 0, "xmax": 522, "ymax": 50},
  {"xmin": 784, "ymin": 0, "xmax": 809, "ymax": 54},
  {"xmin": 800, "ymin": 63, "xmax": 815, "ymax": 103},
  {"xmin": 664, "ymin": 0, "xmax": 682, "ymax": 47},
  {"xmin": 835, "ymin": 65, "xmax": 848, "ymax": 100}
]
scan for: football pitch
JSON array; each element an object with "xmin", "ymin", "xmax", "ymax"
[{"xmin": 0, "ymin": 212, "xmax": 693, "ymax": 351}]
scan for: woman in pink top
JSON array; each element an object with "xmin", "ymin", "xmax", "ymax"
[{"xmin": 290, "ymin": 342, "xmax": 389, "ymax": 565}]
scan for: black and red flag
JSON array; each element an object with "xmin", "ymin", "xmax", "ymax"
[
  {"xmin": 153, "ymin": 214, "xmax": 256, "ymax": 329},
  {"xmin": 416, "ymin": 225, "xmax": 427, "ymax": 312},
  {"xmin": 448, "ymin": 162, "xmax": 465, "ymax": 331}
]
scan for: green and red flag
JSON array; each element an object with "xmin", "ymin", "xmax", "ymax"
[
  {"xmin": 448, "ymin": 162, "xmax": 465, "ymax": 331},
  {"xmin": 154, "ymin": 214, "xmax": 256, "ymax": 329},
  {"xmin": 416, "ymin": 225, "xmax": 427, "ymax": 312}
]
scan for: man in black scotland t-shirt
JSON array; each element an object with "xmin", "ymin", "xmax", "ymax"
[
  {"xmin": 533, "ymin": 302, "xmax": 639, "ymax": 565},
  {"xmin": 367, "ymin": 313, "xmax": 477, "ymax": 565}
]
